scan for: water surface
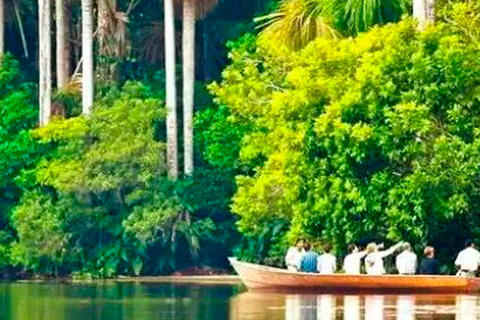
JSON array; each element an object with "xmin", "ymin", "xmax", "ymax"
[{"xmin": 0, "ymin": 282, "xmax": 479, "ymax": 319}]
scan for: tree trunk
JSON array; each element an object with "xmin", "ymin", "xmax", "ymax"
[
  {"xmin": 39, "ymin": 0, "xmax": 52, "ymax": 126},
  {"xmin": 0, "ymin": 0, "xmax": 4, "ymax": 55},
  {"xmin": 165, "ymin": 0, "xmax": 178, "ymax": 179},
  {"xmin": 82, "ymin": 0, "xmax": 94, "ymax": 114},
  {"xmin": 56, "ymin": 0, "xmax": 70, "ymax": 89},
  {"xmin": 14, "ymin": 1, "xmax": 29, "ymax": 58},
  {"xmin": 97, "ymin": 0, "xmax": 120, "ymax": 82},
  {"xmin": 183, "ymin": 0, "xmax": 195, "ymax": 177},
  {"xmin": 426, "ymin": 0, "xmax": 435, "ymax": 26},
  {"xmin": 413, "ymin": 0, "xmax": 434, "ymax": 31},
  {"xmin": 97, "ymin": 0, "xmax": 108, "ymax": 47}
]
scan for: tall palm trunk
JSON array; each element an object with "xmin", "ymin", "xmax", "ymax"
[
  {"xmin": 56, "ymin": 0, "xmax": 71, "ymax": 88},
  {"xmin": 0, "ymin": 0, "xmax": 4, "ymax": 55},
  {"xmin": 82, "ymin": 0, "xmax": 94, "ymax": 114},
  {"xmin": 413, "ymin": 0, "xmax": 435, "ymax": 31},
  {"xmin": 39, "ymin": 0, "xmax": 52, "ymax": 126},
  {"xmin": 165, "ymin": 0, "xmax": 178, "ymax": 179},
  {"xmin": 183, "ymin": 0, "xmax": 195, "ymax": 177},
  {"xmin": 97, "ymin": 0, "xmax": 119, "ymax": 82}
]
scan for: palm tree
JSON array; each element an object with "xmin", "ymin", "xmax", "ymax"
[
  {"xmin": 56, "ymin": 0, "xmax": 70, "ymax": 88},
  {"xmin": 97, "ymin": 0, "xmax": 131, "ymax": 82},
  {"xmin": 39, "ymin": 0, "xmax": 52, "ymax": 126},
  {"xmin": 257, "ymin": 0, "xmax": 408, "ymax": 49},
  {"xmin": 165, "ymin": 0, "xmax": 178, "ymax": 179},
  {"xmin": 255, "ymin": 0, "xmax": 338, "ymax": 50},
  {"xmin": 344, "ymin": 0, "xmax": 407, "ymax": 35},
  {"xmin": 0, "ymin": 0, "xmax": 4, "ymax": 55},
  {"xmin": 82, "ymin": 0, "xmax": 94, "ymax": 114},
  {"xmin": 180, "ymin": 0, "xmax": 217, "ymax": 177}
]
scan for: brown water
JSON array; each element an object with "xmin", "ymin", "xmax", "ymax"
[{"xmin": 0, "ymin": 282, "xmax": 479, "ymax": 319}]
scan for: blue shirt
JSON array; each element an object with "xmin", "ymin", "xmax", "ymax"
[{"xmin": 300, "ymin": 251, "xmax": 318, "ymax": 273}]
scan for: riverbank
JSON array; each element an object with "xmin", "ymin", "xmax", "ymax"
[
  {"xmin": 114, "ymin": 275, "xmax": 242, "ymax": 285},
  {"xmin": 13, "ymin": 275, "xmax": 242, "ymax": 285}
]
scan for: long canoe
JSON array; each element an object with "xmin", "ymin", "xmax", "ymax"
[{"xmin": 228, "ymin": 257, "xmax": 480, "ymax": 293}]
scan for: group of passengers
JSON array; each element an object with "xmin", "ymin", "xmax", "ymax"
[{"xmin": 285, "ymin": 238, "xmax": 480, "ymax": 276}]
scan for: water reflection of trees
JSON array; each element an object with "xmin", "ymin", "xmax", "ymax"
[{"xmin": 2, "ymin": 282, "xmax": 237, "ymax": 320}]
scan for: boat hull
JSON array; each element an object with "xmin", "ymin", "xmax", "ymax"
[{"xmin": 228, "ymin": 257, "xmax": 480, "ymax": 293}]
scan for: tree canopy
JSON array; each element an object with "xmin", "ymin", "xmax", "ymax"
[{"xmin": 208, "ymin": 14, "xmax": 480, "ymax": 267}]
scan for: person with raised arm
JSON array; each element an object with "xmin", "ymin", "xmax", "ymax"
[
  {"xmin": 365, "ymin": 242, "xmax": 403, "ymax": 275},
  {"xmin": 343, "ymin": 244, "xmax": 367, "ymax": 275}
]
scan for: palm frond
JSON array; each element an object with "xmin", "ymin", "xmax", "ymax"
[
  {"xmin": 97, "ymin": 0, "xmax": 130, "ymax": 58},
  {"xmin": 136, "ymin": 22, "xmax": 182, "ymax": 64},
  {"xmin": 344, "ymin": 0, "xmax": 407, "ymax": 34},
  {"xmin": 256, "ymin": 0, "xmax": 339, "ymax": 50}
]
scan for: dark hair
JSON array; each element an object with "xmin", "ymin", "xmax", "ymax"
[
  {"xmin": 324, "ymin": 243, "xmax": 333, "ymax": 253},
  {"xmin": 348, "ymin": 244, "xmax": 357, "ymax": 253},
  {"xmin": 304, "ymin": 243, "xmax": 312, "ymax": 251},
  {"xmin": 296, "ymin": 238, "xmax": 305, "ymax": 245},
  {"xmin": 465, "ymin": 239, "xmax": 474, "ymax": 247}
]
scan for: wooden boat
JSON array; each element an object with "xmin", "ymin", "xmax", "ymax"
[{"xmin": 229, "ymin": 257, "xmax": 480, "ymax": 293}]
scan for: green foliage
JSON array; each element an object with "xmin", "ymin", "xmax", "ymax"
[
  {"xmin": 0, "ymin": 55, "xmax": 39, "ymax": 270},
  {"xmin": 11, "ymin": 192, "xmax": 68, "ymax": 273},
  {"xmin": 257, "ymin": 0, "xmax": 409, "ymax": 50},
  {"xmin": 9, "ymin": 82, "xmax": 226, "ymax": 276},
  {"xmin": 213, "ymin": 19, "xmax": 480, "ymax": 265},
  {"xmin": 442, "ymin": 2, "xmax": 480, "ymax": 42}
]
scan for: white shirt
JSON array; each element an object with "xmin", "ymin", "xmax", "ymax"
[
  {"xmin": 455, "ymin": 247, "xmax": 480, "ymax": 272},
  {"xmin": 365, "ymin": 246, "xmax": 398, "ymax": 275},
  {"xmin": 343, "ymin": 251, "xmax": 367, "ymax": 274},
  {"xmin": 285, "ymin": 247, "xmax": 304, "ymax": 270},
  {"xmin": 396, "ymin": 250, "xmax": 417, "ymax": 274},
  {"xmin": 317, "ymin": 253, "xmax": 336, "ymax": 274}
]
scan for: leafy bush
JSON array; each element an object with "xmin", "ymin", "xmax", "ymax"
[
  {"xmin": 212, "ymin": 19, "xmax": 480, "ymax": 266},
  {"xmin": 0, "ymin": 55, "xmax": 39, "ymax": 271},
  {"xmin": 11, "ymin": 82, "xmax": 224, "ymax": 276}
]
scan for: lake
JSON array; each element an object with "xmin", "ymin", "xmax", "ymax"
[{"xmin": 0, "ymin": 281, "xmax": 479, "ymax": 319}]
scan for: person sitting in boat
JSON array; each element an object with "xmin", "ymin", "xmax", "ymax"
[
  {"xmin": 300, "ymin": 243, "xmax": 318, "ymax": 273},
  {"xmin": 396, "ymin": 243, "xmax": 417, "ymax": 275},
  {"xmin": 419, "ymin": 246, "xmax": 440, "ymax": 274},
  {"xmin": 343, "ymin": 243, "xmax": 367, "ymax": 275},
  {"xmin": 285, "ymin": 238, "xmax": 305, "ymax": 272},
  {"xmin": 365, "ymin": 242, "xmax": 403, "ymax": 275},
  {"xmin": 455, "ymin": 239, "xmax": 480, "ymax": 277},
  {"xmin": 317, "ymin": 243, "xmax": 336, "ymax": 274}
]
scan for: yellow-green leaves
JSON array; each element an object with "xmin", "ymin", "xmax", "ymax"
[{"xmin": 215, "ymin": 19, "xmax": 480, "ymax": 261}]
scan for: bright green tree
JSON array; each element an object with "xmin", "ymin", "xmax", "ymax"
[{"xmin": 210, "ymin": 18, "xmax": 480, "ymax": 267}]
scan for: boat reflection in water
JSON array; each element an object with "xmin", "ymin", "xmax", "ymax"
[
  {"xmin": 396, "ymin": 295, "xmax": 415, "ymax": 320},
  {"xmin": 344, "ymin": 295, "xmax": 360, "ymax": 320},
  {"xmin": 456, "ymin": 295, "xmax": 480, "ymax": 320},
  {"xmin": 230, "ymin": 291, "xmax": 480, "ymax": 319},
  {"xmin": 284, "ymin": 295, "xmax": 337, "ymax": 320}
]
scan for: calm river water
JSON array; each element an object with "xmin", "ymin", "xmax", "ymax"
[{"xmin": 0, "ymin": 282, "xmax": 479, "ymax": 319}]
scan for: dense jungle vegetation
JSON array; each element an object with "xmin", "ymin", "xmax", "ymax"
[{"xmin": 2, "ymin": 0, "xmax": 480, "ymax": 277}]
